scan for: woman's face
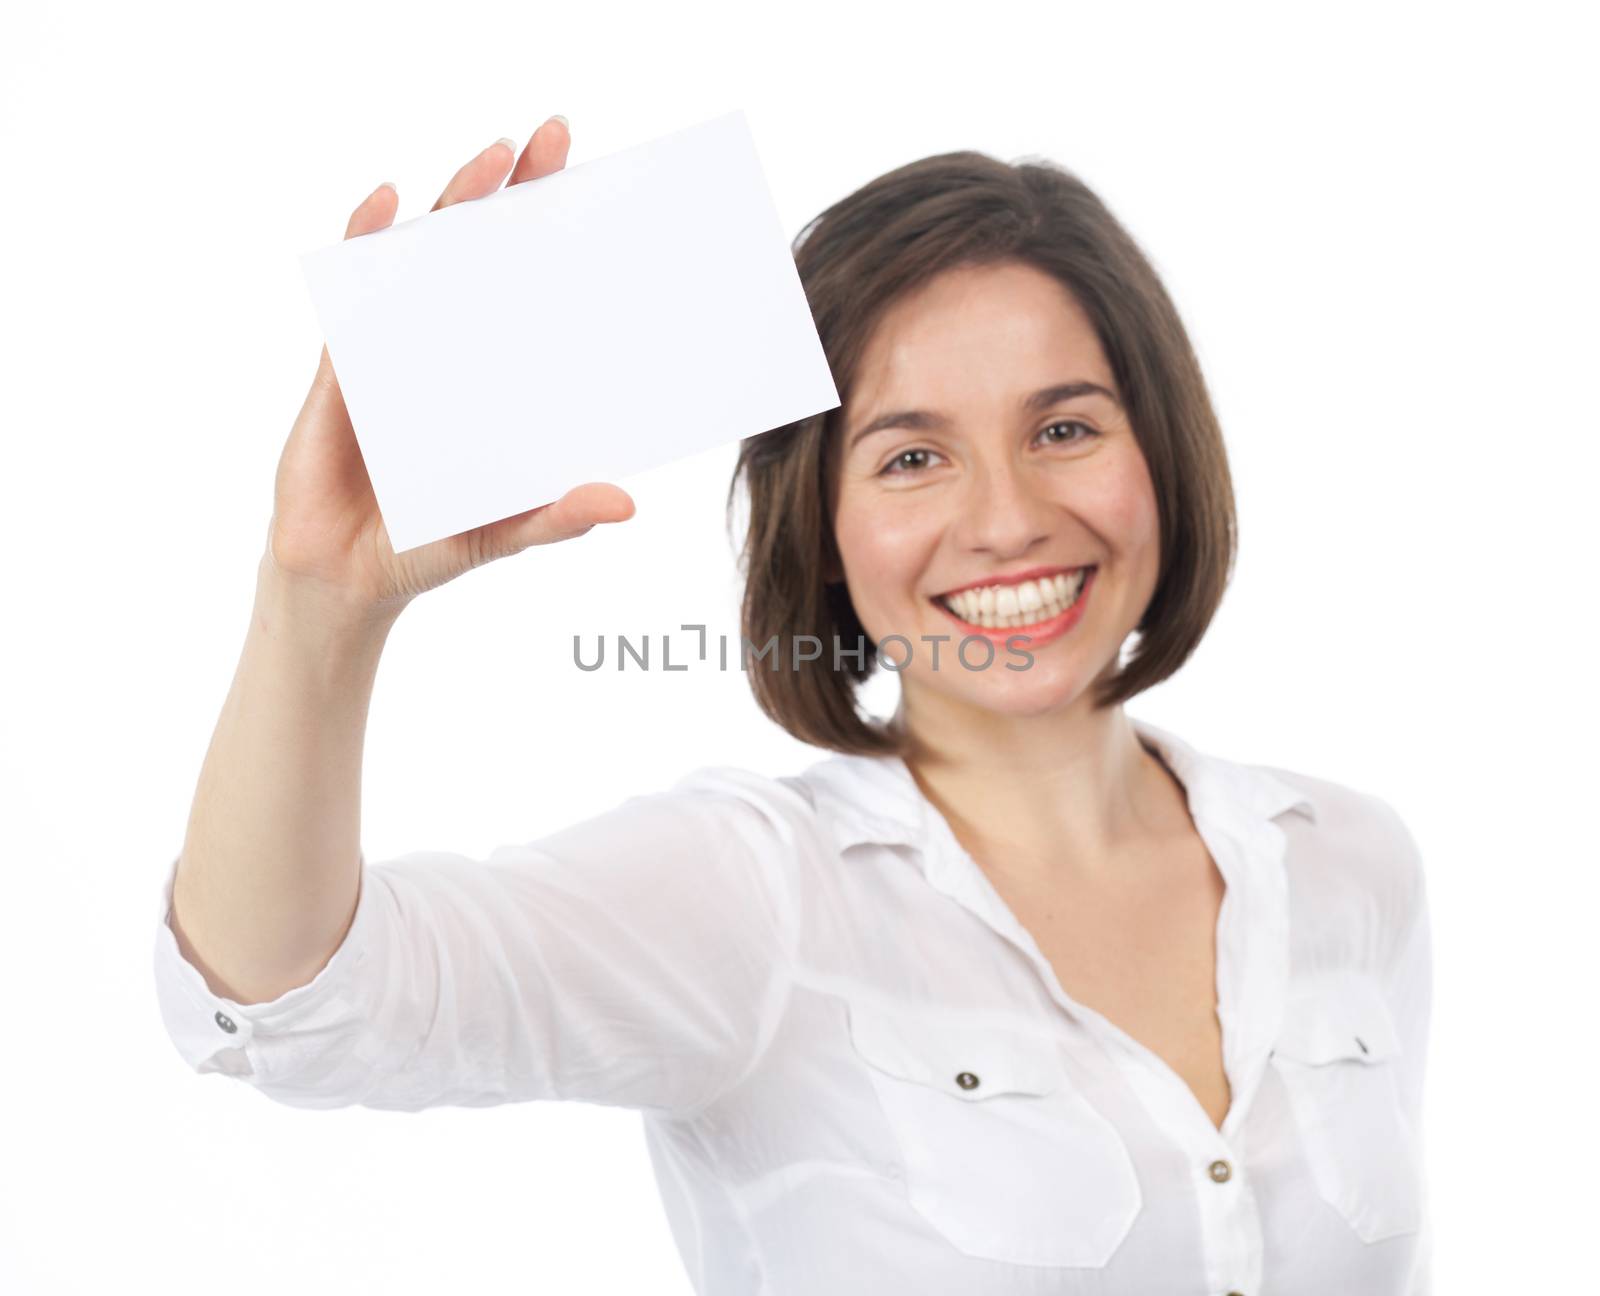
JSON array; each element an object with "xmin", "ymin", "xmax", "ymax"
[{"xmin": 831, "ymin": 259, "xmax": 1162, "ymax": 722}]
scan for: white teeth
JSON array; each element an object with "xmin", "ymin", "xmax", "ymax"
[{"xmin": 939, "ymin": 569, "xmax": 1090, "ymax": 629}]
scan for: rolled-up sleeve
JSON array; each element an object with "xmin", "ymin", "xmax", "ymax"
[{"xmin": 152, "ymin": 766, "xmax": 805, "ymax": 1118}]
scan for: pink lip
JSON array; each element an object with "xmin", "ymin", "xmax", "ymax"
[
  {"xmin": 934, "ymin": 563, "xmax": 1093, "ymax": 600},
  {"xmin": 933, "ymin": 566, "xmax": 1097, "ymax": 650}
]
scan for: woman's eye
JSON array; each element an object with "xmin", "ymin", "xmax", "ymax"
[
  {"xmin": 878, "ymin": 448, "xmax": 940, "ymax": 476},
  {"xmin": 1038, "ymin": 419, "xmax": 1098, "ymax": 446},
  {"xmin": 877, "ymin": 423, "xmax": 1095, "ymax": 477}
]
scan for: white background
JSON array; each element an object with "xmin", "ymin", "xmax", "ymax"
[{"xmin": 2, "ymin": 2, "xmax": 1593, "ymax": 1291}]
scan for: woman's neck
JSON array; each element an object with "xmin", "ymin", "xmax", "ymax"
[{"xmin": 890, "ymin": 693, "xmax": 1190, "ymax": 885}]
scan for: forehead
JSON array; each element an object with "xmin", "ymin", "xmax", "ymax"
[{"xmin": 847, "ymin": 261, "xmax": 1112, "ymax": 415}]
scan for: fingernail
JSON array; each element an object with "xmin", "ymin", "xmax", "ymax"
[
  {"xmin": 547, "ymin": 114, "xmax": 568, "ymax": 131},
  {"xmin": 493, "ymin": 136, "xmax": 517, "ymax": 153},
  {"xmin": 374, "ymin": 181, "xmax": 397, "ymax": 196}
]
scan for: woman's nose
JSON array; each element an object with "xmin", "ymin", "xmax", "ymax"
[{"xmin": 955, "ymin": 458, "xmax": 1053, "ymax": 559}]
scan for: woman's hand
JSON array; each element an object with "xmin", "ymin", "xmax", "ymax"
[{"xmin": 265, "ymin": 116, "xmax": 636, "ymax": 622}]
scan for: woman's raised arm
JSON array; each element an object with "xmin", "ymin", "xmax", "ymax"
[{"xmin": 167, "ymin": 117, "xmax": 635, "ymax": 1007}]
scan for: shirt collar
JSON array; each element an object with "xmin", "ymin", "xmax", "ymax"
[{"xmin": 798, "ymin": 713, "xmax": 1317, "ymax": 858}]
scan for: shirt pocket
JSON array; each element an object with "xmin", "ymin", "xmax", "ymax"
[
  {"xmin": 1269, "ymin": 971, "xmax": 1423, "ymax": 1243},
  {"xmin": 846, "ymin": 1000, "xmax": 1142, "ymax": 1268}
]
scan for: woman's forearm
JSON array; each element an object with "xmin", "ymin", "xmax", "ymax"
[{"xmin": 168, "ymin": 554, "xmax": 401, "ymax": 1005}]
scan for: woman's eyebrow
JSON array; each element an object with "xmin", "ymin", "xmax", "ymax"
[{"xmin": 844, "ymin": 380, "xmax": 1121, "ymax": 452}]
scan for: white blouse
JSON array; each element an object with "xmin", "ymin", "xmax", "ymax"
[{"xmin": 152, "ymin": 714, "xmax": 1432, "ymax": 1295}]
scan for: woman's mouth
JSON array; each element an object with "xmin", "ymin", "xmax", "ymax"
[
  {"xmin": 933, "ymin": 566, "xmax": 1093, "ymax": 630},
  {"xmin": 928, "ymin": 565, "xmax": 1097, "ymax": 651}
]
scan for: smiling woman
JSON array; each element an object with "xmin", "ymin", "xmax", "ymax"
[
  {"xmin": 155, "ymin": 129, "xmax": 1432, "ymax": 1296},
  {"xmin": 731, "ymin": 157, "xmax": 1236, "ymax": 755}
]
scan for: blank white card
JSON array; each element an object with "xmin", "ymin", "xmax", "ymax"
[{"xmin": 299, "ymin": 109, "xmax": 841, "ymax": 554}]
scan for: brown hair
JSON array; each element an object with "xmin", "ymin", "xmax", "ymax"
[{"xmin": 727, "ymin": 150, "xmax": 1237, "ymax": 756}]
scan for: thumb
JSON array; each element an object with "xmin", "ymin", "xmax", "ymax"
[{"xmin": 497, "ymin": 482, "xmax": 637, "ymax": 553}]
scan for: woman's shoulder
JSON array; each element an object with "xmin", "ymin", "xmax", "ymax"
[
  {"xmin": 662, "ymin": 760, "xmax": 818, "ymax": 813},
  {"xmin": 516, "ymin": 761, "xmax": 832, "ymax": 890},
  {"xmin": 1252, "ymin": 760, "xmax": 1419, "ymax": 849},
  {"xmin": 642, "ymin": 759, "xmax": 834, "ymax": 853},
  {"xmin": 1242, "ymin": 758, "xmax": 1427, "ymax": 908},
  {"xmin": 657, "ymin": 750, "xmax": 902, "ymax": 858},
  {"xmin": 1146, "ymin": 718, "xmax": 1423, "ymax": 873}
]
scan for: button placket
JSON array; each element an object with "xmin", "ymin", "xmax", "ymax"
[
  {"xmin": 1193, "ymin": 1142, "xmax": 1261, "ymax": 1296},
  {"xmin": 868, "ymin": 725, "xmax": 1291, "ymax": 1290}
]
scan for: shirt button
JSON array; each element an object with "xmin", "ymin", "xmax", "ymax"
[
  {"xmin": 955, "ymin": 1071, "xmax": 980, "ymax": 1090},
  {"xmin": 214, "ymin": 1010, "xmax": 237, "ymax": 1034},
  {"xmin": 1208, "ymin": 1158, "xmax": 1232, "ymax": 1183}
]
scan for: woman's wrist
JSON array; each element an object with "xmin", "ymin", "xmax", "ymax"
[{"xmin": 251, "ymin": 550, "xmax": 405, "ymax": 665}]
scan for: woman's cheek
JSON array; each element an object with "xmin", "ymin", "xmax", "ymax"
[
  {"xmin": 836, "ymin": 504, "xmax": 938, "ymax": 632},
  {"xmin": 1074, "ymin": 448, "xmax": 1161, "ymax": 557}
]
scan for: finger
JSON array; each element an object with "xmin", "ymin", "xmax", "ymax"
[
  {"xmin": 344, "ymin": 181, "xmax": 398, "ymax": 239},
  {"xmin": 495, "ymin": 482, "xmax": 636, "ymax": 551},
  {"xmin": 507, "ymin": 115, "xmax": 571, "ymax": 186},
  {"xmin": 311, "ymin": 184, "xmax": 401, "ymax": 392},
  {"xmin": 431, "ymin": 139, "xmax": 517, "ymax": 213},
  {"xmin": 559, "ymin": 481, "xmax": 635, "ymax": 525}
]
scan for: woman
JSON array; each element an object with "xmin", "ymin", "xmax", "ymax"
[{"xmin": 153, "ymin": 115, "xmax": 1432, "ymax": 1295}]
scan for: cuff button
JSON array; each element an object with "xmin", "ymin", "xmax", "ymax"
[{"xmin": 214, "ymin": 1011, "xmax": 238, "ymax": 1034}]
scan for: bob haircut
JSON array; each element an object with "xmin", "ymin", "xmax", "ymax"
[{"xmin": 728, "ymin": 150, "xmax": 1237, "ymax": 757}]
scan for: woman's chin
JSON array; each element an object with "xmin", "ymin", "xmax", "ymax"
[{"xmin": 907, "ymin": 665, "xmax": 1091, "ymax": 720}]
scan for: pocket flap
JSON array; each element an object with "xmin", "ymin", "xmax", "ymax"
[
  {"xmin": 1273, "ymin": 972, "xmax": 1402, "ymax": 1065},
  {"xmin": 846, "ymin": 1002, "xmax": 1065, "ymax": 1099}
]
